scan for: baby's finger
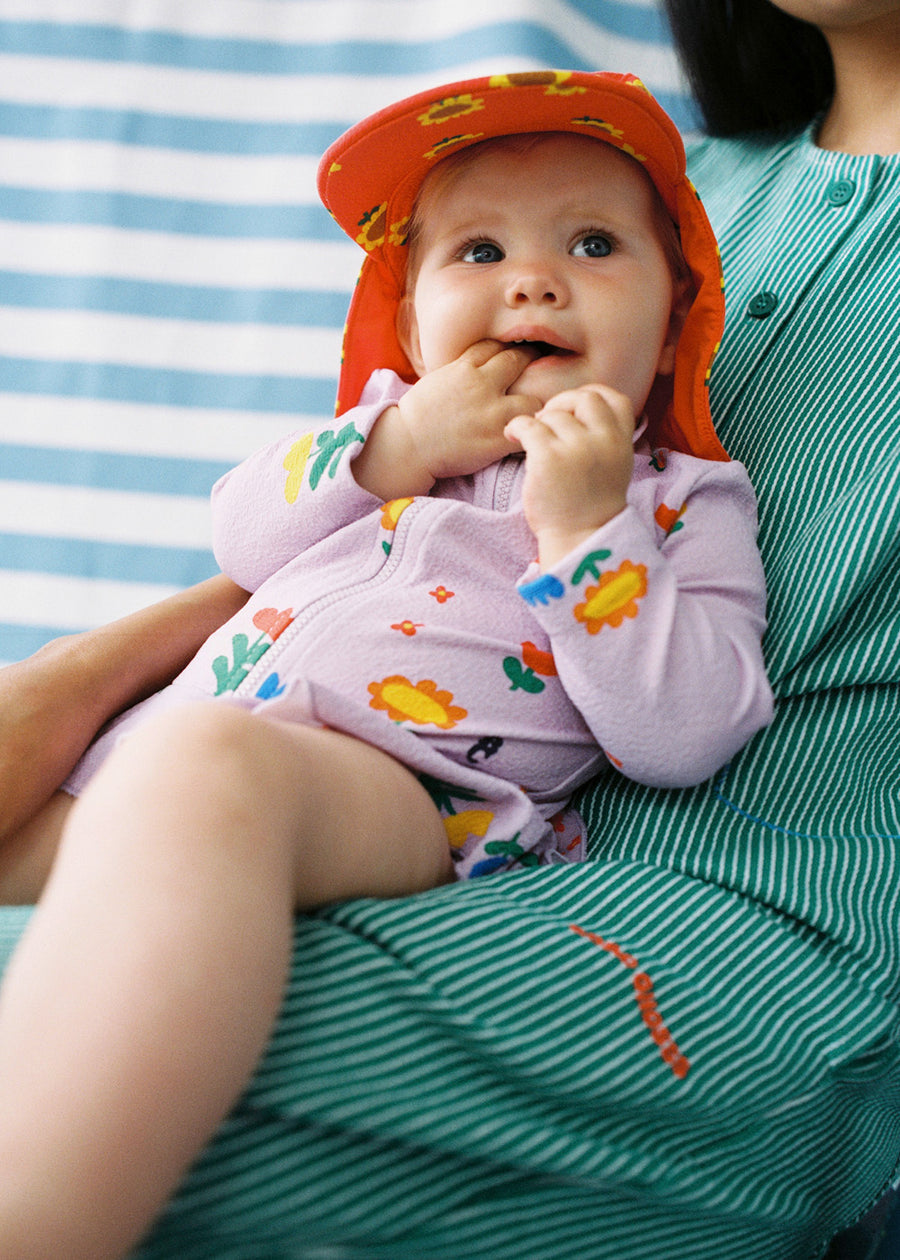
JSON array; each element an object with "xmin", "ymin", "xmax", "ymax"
[
  {"xmin": 540, "ymin": 384, "xmax": 635, "ymax": 437},
  {"xmin": 469, "ymin": 339, "xmax": 544, "ymax": 386},
  {"xmin": 504, "ymin": 412, "xmax": 553, "ymax": 449}
]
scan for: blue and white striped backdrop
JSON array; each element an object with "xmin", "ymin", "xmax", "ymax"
[{"xmin": 0, "ymin": 0, "xmax": 691, "ymax": 667}]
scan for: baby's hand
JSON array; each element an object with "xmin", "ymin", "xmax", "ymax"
[
  {"xmin": 403, "ymin": 339, "xmax": 545, "ymax": 481},
  {"xmin": 355, "ymin": 341, "xmax": 542, "ymax": 498},
  {"xmin": 504, "ymin": 384, "xmax": 635, "ymax": 570}
]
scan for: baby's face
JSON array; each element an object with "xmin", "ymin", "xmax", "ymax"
[{"xmin": 399, "ymin": 134, "xmax": 681, "ymax": 412}]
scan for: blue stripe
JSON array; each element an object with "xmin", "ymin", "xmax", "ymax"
[
  {"xmin": 564, "ymin": 0, "xmax": 673, "ymax": 42},
  {"xmin": 0, "ymin": 532, "xmax": 217, "ymax": 586},
  {"xmin": 0, "ymin": 621, "xmax": 84, "ymax": 662},
  {"xmin": 0, "ymin": 102, "xmax": 342, "ymax": 157},
  {"xmin": 0, "ymin": 442, "xmax": 230, "ymax": 495},
  {"xmin": 0, "ymin": 186, "xmax": 341, "ymax": 240},
  {"xmin": 0, "ymin": 272, "xmax": 351, "ymax": 328},
  {"xmin": 0, "ymin": 19, "xmax": 663, "ymax": 75},
  {"xmin": 0, "ymin": 356, "xmax": 338, "ymax": 414}
]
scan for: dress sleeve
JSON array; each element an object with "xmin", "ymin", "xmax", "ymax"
[
  {"xmin": 518, "ymin": 452, "xmax": 773, "ymax": 787},
  {"xmin": 210, "ymin": 370, "xmax": 408, "ymax": 591}
]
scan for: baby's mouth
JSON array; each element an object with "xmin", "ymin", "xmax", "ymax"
[{"xmin": 508, "ymin": 338, "xmax": 576, "ymax": 359}]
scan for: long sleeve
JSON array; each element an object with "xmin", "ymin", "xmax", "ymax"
[
  {"xmin": 519, "ymin": 447, "xmax": 772, "ymax": 787},
  {"xmin": 210, "ymin": 370, "xmax": 407, "ymax": 592}
]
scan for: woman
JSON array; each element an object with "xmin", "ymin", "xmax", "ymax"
[{"xmin": 1, "ymin": 3, "xmax": 899, "ymax": 1256}]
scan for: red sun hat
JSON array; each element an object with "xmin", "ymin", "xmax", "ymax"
[{"xmin": 318, "ymin": 70, "xmax": 727, "ymax": 461}]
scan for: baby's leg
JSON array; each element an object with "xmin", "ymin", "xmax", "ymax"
[{"xmin": 0, "ymin": 702, "xmax": 450, "ymax": 1260}]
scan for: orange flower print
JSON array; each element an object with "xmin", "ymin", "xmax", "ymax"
[
  {"xmin": 574, "ymin": 559, "xmax": 648, "ymax": 633},
  {"xmin": 521, "ymin": 641, "xmax": 557, "ymax": 676},
  {"xmin": 418, "ymin": 94, "xmax": 485, "ymax": 126},
  {"xmin": 391, "ymin": 620, "xmax": 423, "ymax": 637},
  {"xmin": 368, "ymin": 676, "xmax": 467, "ymax": 729},
  {"xmin": 655, "ymin": 501, "xmax": 686, "ymax": 536},
  {"xmin": 252, "ymin": 607, "xmax": 294, "ymax": 640},
  {"xmin": 429, "ymin": 585, "xmax": 455, "ymax": 603}
]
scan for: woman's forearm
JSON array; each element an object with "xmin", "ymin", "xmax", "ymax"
[{"xmin": 0, "ymin": 574, "xmax": 249, "ymax": 839}]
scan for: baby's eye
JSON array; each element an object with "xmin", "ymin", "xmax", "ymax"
[
  {"xmin": 572, "ymin": 233, "xmax": 613, "ymax": 259},
  {"xmin": 461, "ymin": 240, "xmax": 504, "ymax": 264}
]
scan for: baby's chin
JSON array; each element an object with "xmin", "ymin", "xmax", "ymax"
[{"xmin": 515, "ymin": 355, "xmax": 590, "ymax": 402}]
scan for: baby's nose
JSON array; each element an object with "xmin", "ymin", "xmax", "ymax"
[{"xmin": 505, "ymin": 268, "xmax": 566, "ymax": 306}]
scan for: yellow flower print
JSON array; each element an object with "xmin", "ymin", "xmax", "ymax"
[
  {"xmin": 368, "ymin": 676, "xmax": 467, "ymax": 729},
  {"xmin": 571, "ymin": 116, "xmax": 646, "ymax": 162},
  {"xmin": 356, "ymin": 202, "xmax": 387, "ymax": 251},
  {"xmin": 389, "ymin": 216, "xmax": 410, "ymax": 247},
  {"xmin": 443, "ymin": 809, "xmax": 494, "ymax": 850},
  {"xmin": 488, "ymin": 71, "xmax": 585, "ymax": 96},
  {"xmin": 418, "ymin": 94, "xmax": 485, "ymax": 126},
  {"xmin": 283, "ymin": 432, "xmax": 313, "ymax": 504},
  {"xmin": 424, "ymin": 133, "xmax": 484, "ymax": 160},
  {"xmin": 572, "ymin": 116, "xmax": 624, "ymax": 140},
  {"xmin": 574, "ymin": 559, "xmax": 648, "ymax": 633},
  {"xmin": 380, "ymin": 497, "xmax": 414, "ymax": 530}
]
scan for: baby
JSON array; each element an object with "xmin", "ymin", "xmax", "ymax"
[{"xmin": 0, "ymin": 71, "xmax": 771, "ymax": 1259}]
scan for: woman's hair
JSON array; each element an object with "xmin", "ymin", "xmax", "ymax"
[{"xmin": 662, "ymin": 0, "xmax": 833, "ymax": 136}]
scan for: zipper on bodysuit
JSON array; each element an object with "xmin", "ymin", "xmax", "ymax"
[
  {"xmin": 492, "ymin": 454, "xmax": 524, "ymax": 514},
  {"xmin": 233, "ymin": 495, "xmax": 427, "ymax": 699}
]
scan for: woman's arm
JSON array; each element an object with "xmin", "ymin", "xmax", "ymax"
[{"xmin": 0, "ymin": 574, "xmax": 249, "ymax": 840}]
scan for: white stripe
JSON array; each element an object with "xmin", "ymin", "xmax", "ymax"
[
  {"xmin": 0, "ymin": 307, "xmax": 343, "ymax": 376},
  {"xmin": 0, "ymin": 221, "xmax": 361, "ymax": 293},
  {"xmin": 0, "ymin": 395, "xmax": 313, "ymax": 462},
  {"xmin": 2, "ymin": 0, "xmax": 675, "ymax": 56},
  {"xmin": 0, "ymin": 567, "xmax": 182, "ymax": 631},
  {"xmin": 0, "ymin": 136, "xmax": 318, "ymax": 205},
  {"xmin": 0, "ymin": 480, "xmax": 213, "ymax": 548}
]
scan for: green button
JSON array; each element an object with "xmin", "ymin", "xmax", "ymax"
[
  {"xmin": 747, "ymin": 291, "xmax": 778, "ymax": 319},
  {"xmin": 826, "ymin": 178, "xmax": 855, "ymax": 206}
]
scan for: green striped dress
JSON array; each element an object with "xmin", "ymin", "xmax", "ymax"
[{"xmin": 2, "ymin": 124, "xmax": 899, "ymax": 1260}]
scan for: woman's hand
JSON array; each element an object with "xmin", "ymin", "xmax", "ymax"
[
  {"xmin": 0, "ymin": 575, "xmax": 249, "ymax": 841},
  {"xmin": 505, "ymin": 383, "xmax": 635, "ymax": 570}
]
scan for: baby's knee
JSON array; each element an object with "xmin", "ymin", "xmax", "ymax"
[{"xmin": 109, "ymin": 702, "xmax": 264, "ymax": 792}]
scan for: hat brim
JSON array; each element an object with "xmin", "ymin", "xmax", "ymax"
[{"xmin": 318, "ymin": 70, "xmax": 726, "ymax": 462}]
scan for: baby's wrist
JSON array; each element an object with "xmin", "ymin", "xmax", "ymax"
[
  {"xmin": 535, "ymin": 508, "xmax": 626, "ymax": 571},
  {"xmin": 352, "ymin": 403, "xmax": 434, "ymax": 499}
]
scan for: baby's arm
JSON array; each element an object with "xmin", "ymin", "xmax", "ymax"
[
  {"xmin": 352, "ymin": 340, "xmax": 541, "ymax": 501},
  {"xmin": 510, "ymin": 386, "xmax": 772, "ymax": 786}
]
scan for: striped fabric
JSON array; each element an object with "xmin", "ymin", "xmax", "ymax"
[
  {"xmin": 2, "ymin": 9, "xmax": 900, "ymax": 1260},
  {"xmin": 0, "ymin": 0, "xmax": 689, "ymax": 668}
]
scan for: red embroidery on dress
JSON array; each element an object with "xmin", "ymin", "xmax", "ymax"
[{"xmin": 569, "ymin": 923, "xmax": 690, "ymax": 1078}]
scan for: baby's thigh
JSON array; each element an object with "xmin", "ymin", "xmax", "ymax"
[
  {"xmin": 122, "ymin": 703, "xmax": 453, "ymax": 910},
  {"xmin": 253, "ymin": 716, "xmax": 455, "ymax": 909}
]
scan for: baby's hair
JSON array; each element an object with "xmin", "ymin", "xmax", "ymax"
[{"xmin": 404, "ymin": 131, "xmax": 691, "ymax": 294}]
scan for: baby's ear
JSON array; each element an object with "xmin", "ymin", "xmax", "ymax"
[
  {"xmin": 656, "ymin": 280, "xmax": 693, "ymax": 376},
  {"xmin": 396, "ymin": 295, "xmax": 425, "ymax": 376}
]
